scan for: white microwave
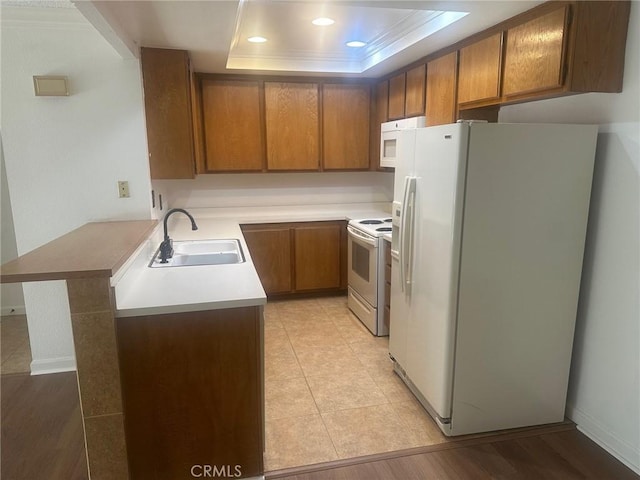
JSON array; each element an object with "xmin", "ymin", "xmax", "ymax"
[{"xmin": 380, "ymin": 116, "xmax": 426, "ymax": 168}]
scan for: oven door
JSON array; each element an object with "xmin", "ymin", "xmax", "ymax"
[{"xmin": 347, "ymin": 225, "xmax": 378, "ymax": 306}]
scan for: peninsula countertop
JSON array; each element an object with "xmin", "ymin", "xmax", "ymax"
[{"xmin": 0, "ymin": 220, "xmax": 158, "ymax": 283}]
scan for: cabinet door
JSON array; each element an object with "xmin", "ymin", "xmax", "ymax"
[
  {"xmin": 404, "ymin": 64, "xmax": 426, "ymax": 117},
  {"xmin": 265, "ymin": 82, "xmax": 319, "ymax": 171},
  {"xmin": 370, "ymin": 80, "xmax": 389, "ymax": 169},
  {"xmin": 457, "ymin": 33, "xmax": 503, "ymax": 106},
  {"xmin": 242, "ymin": 226, "xmax": 292, "ymax": 295},
  {"xmin": 502, "ymin": 6, "xmax": 568, "ymax": 97},
  {"xmin": 140, "ymin": 48, "xmax": 195, "ymax": 179},
  {"xmin": 426, "ymin": 52, "xmax": 458, "ymax": 126},
  {"xmin": 387, "ymin": 73, "xmax": 406, "ymax": 120},
  {"xmin": 322, "ymin": 84, "xmax": 370, "ymax": 170},
  {"xmin": 294, "ymin": 223, "xmax": 343, "ymax": 291},
  {"xmin": 201, "ymin": 79, "xmax": 264, "ymax": 171},
  {"xmin": 117, "ymin": 307, "xmax": 263, "ymax": 478}
]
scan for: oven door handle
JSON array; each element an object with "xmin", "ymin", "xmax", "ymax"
[{"xmin": 347, "ymin": 225, "xmax": 377, "ymax": 247}]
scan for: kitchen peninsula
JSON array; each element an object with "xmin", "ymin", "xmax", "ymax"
[{"xmin": 0, "ymin": 218, "xmax": 267, "ymax": 479}]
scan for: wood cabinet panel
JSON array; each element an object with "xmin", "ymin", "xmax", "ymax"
[
  {"xmin": 569, "ymin": 1, "xmax": 630, "ymax": 93},
  {"xmin": 371, "ymin": 80, "xmax": 389, "ymax": 169},
  {"xmin": 117, "ymin": 307, "xmax": 263, "ymax": 479},
  {"xmin": 387, "ymin": 73, "xmax": 406, "ymax": 120},
  {"xmin": 404, "ymin": 64, "xmax": 426, "ymax": 117},
  {"xmin": 322, "ymin": 83, "xmax": 370, "ymax": 170},
  {"xmin": 503, "ymin": 6, "xmax": 568, "ymax": 97},
  {"xmin": 140, "ymin": 48, "xmax": 195, "ymax": 179},
  {"xmin": 242, "ymin": 221, "xmax": 346, "ymax": 296},
  {"xmin": 265, "ymin": 82, "xmax": 319, "ymax": 170},
  {"xmin": 241, "ymin": 226, "xmax": 292, "ymax": 294},
  {"xmin": 457, "ymin": 33, "xmax": 503, "ymax": 105},
  {"xmin": 294, "ymin": 224, "xmax": 342, "ymax": 291},
  {"xmin": 426, "ymin": 52, "xmax": 458, "ymax": 126},
  {"xmin": 201, "ymin": 79, "xmax": 264, "ymax": 171}
]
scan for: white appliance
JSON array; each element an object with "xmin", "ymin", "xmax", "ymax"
[
  {"xmin": 380, "ymin": 116, "xmax": 426, "ymax": 168},
  {"xmin": 347, "ymin": 218, "xmax": 392, "ymax": 336},
  {"xmin": 389, "ymin": 121, "xmax": 598, "ymax": 436}
]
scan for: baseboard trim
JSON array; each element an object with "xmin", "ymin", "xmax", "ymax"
[
  {"xmin": 0, "ymin": 305, "xmax": 26, "ymax": 316},
  {"xmin": 30, "ymin": 356, "xmax": 76, "ymax": 376},
  {"xmin": 567, "ymin": 404, "xmax": 640, "ymax": 475}
]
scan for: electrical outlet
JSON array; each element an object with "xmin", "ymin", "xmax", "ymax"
[{"xmin": 118, "ymin": 181, "xmax": 130, "ymax": 198}]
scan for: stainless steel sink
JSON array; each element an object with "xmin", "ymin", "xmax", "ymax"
[{"xmin": 149, "ymin": 239, "xmax": 245, "ymax": 268}]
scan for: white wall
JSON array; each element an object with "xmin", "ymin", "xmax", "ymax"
[
  {"xmin": 499, "ymin": 3, "xmax": 639, "ymax": 473},
  {"xmin": 1, "ymin": 140, "xmax": 24, "ymax": 315},
  {"xmin": 1, "ymin": 5, "xmax": 152, "ymax": 374},
  {"xmin": 153, "ymin": 171, "xmax": 394, "ymax": 212}
]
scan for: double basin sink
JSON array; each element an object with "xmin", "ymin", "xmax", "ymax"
[{"xmin": 149, "ymin": 239, "xmax": 245, "ymax": 268}]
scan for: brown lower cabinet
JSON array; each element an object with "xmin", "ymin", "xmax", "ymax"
[
  {"xmin": 241, "ymin": 221, "xmax": 347, "ymax": 297},
  {"xmin": 117, "ymin": 306, "xmax": 264, "ymax": 480}
]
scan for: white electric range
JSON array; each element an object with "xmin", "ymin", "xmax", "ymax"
[{"xmin": 346, "ymin": 217, "xmax": 392, "ymax": 336}]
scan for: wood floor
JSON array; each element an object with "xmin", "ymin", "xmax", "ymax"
[
  {"xmin": 268, "ymin": 427, "xmax": 640, "ymax": 480},
  {"xmin": 1, "ymin": 371, "xmax": 88, "ymax": 479}
]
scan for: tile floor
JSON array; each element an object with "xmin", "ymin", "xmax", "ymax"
[
  {"xmin": 1, "ymin": 315, "xmax": 31, "ymax": 375},
  {"xmin": 263, "ymin": 296, "xmax": 448, "ymax": 472},
  {"xmin": 0, "ymin": 302, "xmax": 448, "ymax": 471}
]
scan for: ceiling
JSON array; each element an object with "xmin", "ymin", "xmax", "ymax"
[{"xmin": 13, "ymin": 0, "xmax": 545, "ymax": 78}]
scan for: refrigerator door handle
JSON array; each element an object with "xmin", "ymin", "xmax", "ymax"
[{"xmin": 400, "ymin": 176, "xmax": 417, "ymax": 293}]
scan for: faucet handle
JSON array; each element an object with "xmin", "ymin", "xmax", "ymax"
[{"xmin": 159, "ymin": 238, "xmax": 174, "ymax": 263}]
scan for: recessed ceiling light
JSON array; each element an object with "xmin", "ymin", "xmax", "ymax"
[
  {"xmin": 346, "ymin": 41, "xmax": 367, "ymax": 48},
  {"xmin": 312, "ymin": 17, "xmax": 334, "ymax": 26},
  {"xmin": 248, "ymin": 36, "xmax": 267, "ymax": 43}
]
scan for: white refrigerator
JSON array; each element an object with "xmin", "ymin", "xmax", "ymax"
[{"xmin": 389, "ymin": 121, "xmax": 598, "ymax": 436}]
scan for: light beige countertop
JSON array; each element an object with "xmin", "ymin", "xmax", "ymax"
[
  {"xmin": 113, "ymin": 203, "xmax": 391, "ymax": 318},
  {"xmin": 0, "ymin": 220, "xmax": 158, "ymax": 283}
]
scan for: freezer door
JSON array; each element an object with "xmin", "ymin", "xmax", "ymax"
[{"xmin": 404, "ymin": 123, "xmax": 469, "ymax": 420}]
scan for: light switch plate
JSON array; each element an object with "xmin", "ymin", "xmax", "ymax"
[{"xmin": 118, "ymin": 181, "xmax": 130, "ymax": 198}]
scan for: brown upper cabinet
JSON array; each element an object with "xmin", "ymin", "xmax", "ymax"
[
  {"xmin": 387, "ymin": 73, "xmax": 406, "ymax": 120},
  {"xmin": 426, "ymin": 51, "xmax": 458, "ymax": 126},
  {"xmin": 264, "ymin": 82, "xmax": 319, "ymax": 171},
  {"xmin": 502, "ymin": 1, "xmax": 630, "ymax": 101},
  {"xmin": 200, "ymin": 79, "xmax": 264, "ymax": 172},
  {"xmin": 502, "ymin": 6, "xmax": 568, "ymax": 98},
  {"xmin": 322, "ymin": 83, "xmax": 370, "ymax": 170},
  {"xmin": 404, "ymin": 64, "xmax": 427, "ymax": 117},
  {"xmin": 140, "ymin": 48, "xmax": 196, "ymax": 179},
  {"xmin": 457, "ymin": 33, "xmax": 503, "ymax": 107},
  {"xmin": 371, "ymin": 80, "xmax": 389, "ymax": 169}
]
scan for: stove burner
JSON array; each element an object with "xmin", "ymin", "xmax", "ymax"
[
  {"xmin": 376, "ymin": 227, "xmax": 392, "ymax": 232},
  {"xmin": 383, "ymin": 218, "xmax": 392, "ymax": 223},
  {"xmin": 359, "ymin": 219, "xmax": 383, "ymax": 225}
]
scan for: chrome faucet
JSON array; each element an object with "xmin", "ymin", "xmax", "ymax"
[{"xmin": 159, "ymin": 208, "xmax": 198, "ymax": 263}]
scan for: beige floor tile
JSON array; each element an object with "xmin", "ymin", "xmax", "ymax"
[
  {"xmin": 264, "ymin": 414, "xmax": 338, "ymax": 470},
  {"xmin": 1, "ymin": 343, "xmax": 32, "ymax": 375},
  {"xmin": 264, "ymin": 325, "xmax": 290, "ymax": 349},
  {"xmin": 334, "ymin": 317, "xmax": 373, "ymax": 344},
  {"xmin": 273, "ymin": 298, "xmax": 324, "ymax": 315},
  {"xmin": 306, "ymin": 371, "xmax": 388, "ymax": 413},
  {"xmin": 321, "ymin": 404, "xmax": 422, "ymax": 458},
  {"xmin": 348, "ymin": 339, "xmax": 393, "ymax": 370},
  {"xmin": 265, "ymin": 377, "xmax": 319, "ymax": 421},
  {"xmin": 286, "ymin": 326, "xmax": 346, "ymax": 349},
  {"xmin": 369, "ymin": 367, "xmax": 416, "ymax": 404},
  {"xmin": 390, "ymin": 398, "xmax": 449, "ymax": 447},
  {"xmin": 293, "ymin": 344, "xmax": 366, "ymax": 378},
  {"xmin": 265, "ymin": 347, "xmax": 304, "ymax": 382}
]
